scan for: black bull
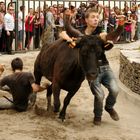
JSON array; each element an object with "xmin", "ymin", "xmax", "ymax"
[
  {"xmin": 34, "ymin": 35, "xmax": 113, "ymax": 121},
  {"xmin": 34, "ymin": 13, "xmax": 124, "ymax": 121}
]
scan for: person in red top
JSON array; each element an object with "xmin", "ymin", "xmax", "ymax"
[{"xmin": 24, "ymin": 8, "xmax": 35, "ymax": 50}]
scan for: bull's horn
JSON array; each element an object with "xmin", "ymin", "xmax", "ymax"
[
  {"xmin": 106, "ymin": 25, "xmax": 124, "ymax": 43},
  {"xmin": 63, "ymin": 14, "xmax": 84, "ymax": 38},
  {"xmin": 104, "ymin": 40, "xmax": 114, "ymax": 51}
]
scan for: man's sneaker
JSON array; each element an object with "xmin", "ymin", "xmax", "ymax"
[
  {"xmin": 105, "ymin": 107, "xmax": 119, "ymax": 121},
  {"xmin": 28, "ymin": 93, "xmax": 37, "ymax": 107},
  {"xmin": 93, "ymin": 117, "xmax": 101, "ymax": 125}
]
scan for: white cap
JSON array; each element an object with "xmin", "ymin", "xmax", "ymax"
[{"xmin": 111, "ymin": 11, "xmax": 115, "ymax": 14}]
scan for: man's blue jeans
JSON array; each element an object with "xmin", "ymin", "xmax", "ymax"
[{"xmin": 89, "ymin": 65, "xmax": 119, "ymax": 117}]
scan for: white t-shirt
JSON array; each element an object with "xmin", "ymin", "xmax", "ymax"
[
  {"xmin": 136, "ymin": 9, "xmax": 140, "ymax": 22},
  {"xmin": 4, "ymin": 13, "xmax": 14, "ymax": 31},
  {"xmin": 18, "ymin": 11, "xmax": 24, "ymax": 31}
]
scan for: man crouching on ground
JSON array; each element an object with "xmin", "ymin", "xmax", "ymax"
[{"xmin": 0, "ymin": 58, "xmax": 48, "ymax": 112}]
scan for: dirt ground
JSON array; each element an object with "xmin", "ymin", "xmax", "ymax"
[{"xmin": 0, "ymin": 45, "xmax": 140, "ymax": 140}]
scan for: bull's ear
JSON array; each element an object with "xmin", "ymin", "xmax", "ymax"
[{"xmin": 104, "ymin": 40, "xmax": 114, "ymax": 50}]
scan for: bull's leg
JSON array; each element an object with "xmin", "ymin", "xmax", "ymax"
[
  {"xmin": 59, "ymin": 91, "xmax": 76, "ymax": 121},
  {"xmin": 52, "ymin": 84, "xmax": 61, "ymax": 112},
  {"xmin": 46, "ymin": 84, "xmax": 52, "ymax": 111},
  {"xmin": 34, "ymin": 68, "xmax": 42, "ymax": 85}
]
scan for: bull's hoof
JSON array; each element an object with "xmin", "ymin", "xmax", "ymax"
[
  {"xmin": 47, "ymin": 105, "xmax": 53, "ymax": 112},
  {"xmin": 59, "ymin": 116, "xmax": 66, "ymax": 122},
  {"xmin": 53, "ymin": 108, "xmax": 60, "ymax": 113},
  {"xmin": 59, "ymin": 113, "xmax": 66, "ymax": 122}
]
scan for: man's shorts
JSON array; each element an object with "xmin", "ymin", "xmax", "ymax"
[{"xmin": 18, "ymin": 30, "xmax": 24, "ymax": 42}]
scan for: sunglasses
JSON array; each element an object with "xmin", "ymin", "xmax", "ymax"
[{"xmin": 9, "ymin": 9, "xmax": 14, "ymax": 10}]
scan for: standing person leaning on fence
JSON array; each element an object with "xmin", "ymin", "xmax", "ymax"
[
  {"xmin": 34, "ymin": 10, "xmax": 42, "ymax": 49},
  {"xmin": 45, "ymin": 6, "xmax": 56, "ymax": 44},
  {"xmin": 60, "ymin": 8, "xmax": 125, "ymax": 125},
  {"xmin": 18, "ymin": 6, "xmax": 25, "ymax": 50},
  {"xmin": 4, "ymin": 5, "xmax": 14, "ymax": 54},
  {"xmin": 0, "ymin": 1, "xmax": 5, "ymax": 53},
  {"xmin": 125, "ymin": 11, "xmax": 132, "ymax": 43},
  {"xmin": 136, "ymin": 4, "xmax": 140, "ymax": 40},
  {"xmin": 24, "ymin": 8, "xmax": 35, "ymax": 50},
  {"xmin": 131, "ymin": 4, "xmax": 137, "ymax": 42},
  {"xmin": 0, "ymin": 2, "xmax": 5, "ymax": 52}
]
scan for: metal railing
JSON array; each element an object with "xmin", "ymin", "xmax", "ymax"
[{"xmin": 3, "ymin": 0, "xmax": 140, "ymax": 52}]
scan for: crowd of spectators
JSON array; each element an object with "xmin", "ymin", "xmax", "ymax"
[{"xmin": 0, "ymin": 1, "xmax": 140, "ymax": 54}]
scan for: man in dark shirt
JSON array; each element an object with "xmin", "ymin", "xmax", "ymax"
[
  {"xmin": 0, "ymin": 57, "xmax": 47, "ymax": 112},
  {"xmin": 60, "ymin": 8, "xmax": 124, "ymax": 125}
]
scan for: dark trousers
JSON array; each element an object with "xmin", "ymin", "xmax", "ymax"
[
  {"xmin": 25, "ymin": 31, "xmax": 33, "ymax": 49},
  {"xmin": 34, "ymin": 27, "xmax": 41, "ymax": 49},
  {"xmin": 0, "ymin": 29, "xmax": 6, "ymax": 52},
  {"xmin": 5, "ymin": 31, "xmax": 14, "ymax": 54}
]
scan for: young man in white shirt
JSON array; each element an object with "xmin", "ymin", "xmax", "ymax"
[
  {"xmin": 4, "ymin": 5, "xmax": 14, "ymax": 54},
  {"xmin": 18, "ymin": 6, "xmax": 25, "ymax": 50}
]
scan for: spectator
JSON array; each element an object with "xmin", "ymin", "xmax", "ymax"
[
  {"xmin": 108, "ymin": 11, "xmax": 117, "ymax": 32},
  {"xmin": 59, "ymin": 12, "xmax": 64, "ymax": 28},
  {"xmin": 136, "ymin": 4, "xmax": 140, "ymax": 40},
  {"xmin": 34, "ymin": 10, "xmax": 42, "ymax": 49},
  {"xmin": 131, "ymin": 4, "xmax": 137, "ymax": 42},
  {"xmin": 36, "ymin": 6, "xmax": 44, "ymax": 35},
  {"xmin": 58, "ymin": 4, "xmax": 63, "ymax": 14},
  {"xmin": 52, "ymin": 4, "xmax": 57, "ymax": 15},
  {"xmin": 18, "ymin": 6, "xmax": 25, "ymax": 50},
  {"xmin": 125, "ymin": 11, "xmax": 132, "ymax": 43},
  {"xmin": 123, "ymin": 2, "xmax": 130, "ymax": 16},
  {"xmin": 114, "ymin": 6, "xmax": 122, "ymax": 15},
  {"xmin": 45, "ymin": 6, "xmax": 56, "ymax": 43},
  {"xmin": 103, "ymin": 5, "xmax": 109, "ymax": 32},
  {"xmin": 4, "ymin": 5, "xmax": 14, "ymax": 54},
  {"xmin": 0, "ymin": 1, "xmax": 5, "ymax": 53},
  {"xmin": 69, "ymin": 5, "xmax": 77, "ymax": 27},
  {"xmin": 24, "ymin": 8, "xmax": 35, "ymax": 50},
  {"xmin": 76, "ymin": 3, "xmax": 87, "ymax": 31}
]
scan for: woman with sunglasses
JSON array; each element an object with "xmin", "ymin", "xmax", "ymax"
[{"xmin": 4, "ymin": 5, "xmax": 14, "ymax": 54}]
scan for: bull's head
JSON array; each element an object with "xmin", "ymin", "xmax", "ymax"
[{"xmin": 75, "ymin": 35, "xmax": 113, "ymax": 81}]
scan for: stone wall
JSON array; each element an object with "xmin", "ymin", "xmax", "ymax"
[{"xmin": 119, "ymin": 50, "xmax": 140, "ymax": 95}]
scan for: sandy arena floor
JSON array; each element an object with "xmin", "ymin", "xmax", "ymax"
[{"xmin": 0, "ymin": 42, "xmax": 140, "ymax": 140}]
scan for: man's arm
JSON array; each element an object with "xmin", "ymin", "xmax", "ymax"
[
  {"xmin": 28, "ymin": 73, "xmax": 48, "ymax": 93},
  {"xmin": 0, "ymin": 76, "xmax": 10, "ymax": 91},
  {"xmin": 31, "ymin": 83, "xmax": 48, "ymax": 93}
]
